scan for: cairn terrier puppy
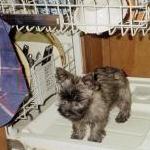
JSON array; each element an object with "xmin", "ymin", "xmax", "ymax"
[{"xmin": 56, "ymin": 66, "xmax": 131, "ymax": 142}]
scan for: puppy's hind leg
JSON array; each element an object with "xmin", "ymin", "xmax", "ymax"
[
  {"xmin": 115, "ymin": 87, "xmax": 132, "ymax": 123},
  {"xmin": 71, "ymin": 121, "xmax": 86, "ymax": 140}
]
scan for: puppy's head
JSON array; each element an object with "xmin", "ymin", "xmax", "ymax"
[{"xmin": 56, "ymin": 67, "xmax": 93, "ymax": 121}]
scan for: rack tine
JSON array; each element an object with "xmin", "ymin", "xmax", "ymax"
[{"xmin": 108, "ymin": 27, "xmax": 117, "ymax": 36}]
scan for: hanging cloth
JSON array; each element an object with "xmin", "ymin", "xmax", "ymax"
[{"xmin": 0, "ymin": 19, "xmax": 28, "ymax": 126}]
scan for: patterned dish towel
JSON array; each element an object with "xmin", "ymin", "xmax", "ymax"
[{"xmin": 0, "ymin": 19, "xmax": 28, "ymax": 126}]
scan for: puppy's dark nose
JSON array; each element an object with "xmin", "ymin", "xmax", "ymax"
[{"xmin": 57, "ymin": 107, "xmax": 62, "ymax": 113}]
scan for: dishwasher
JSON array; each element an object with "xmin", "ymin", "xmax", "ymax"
[{"xmin": 1, "ymin": 0, "xmax": 150, "ymax": 150}]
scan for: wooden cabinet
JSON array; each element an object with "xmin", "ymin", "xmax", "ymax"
[
  {"xmin": 0, "ymin": 128, "xmax": 8, "ymax": 150},
  {"xmin": 81, "ymin": 33, "xmax": 150, "ymax": 78}
]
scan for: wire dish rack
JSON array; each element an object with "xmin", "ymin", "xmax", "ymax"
[
  {"xmin": 13, "ymin": 53, "xmax": 56, "ymax": 122},
  {"xmin": 0, "ymin": 0, "xmax": 150, "ymax": 36}
]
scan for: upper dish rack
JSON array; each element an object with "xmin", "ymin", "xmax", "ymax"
[{"xmin": 0, "ymin": 0, "xmax": 150, "ymax": 36}]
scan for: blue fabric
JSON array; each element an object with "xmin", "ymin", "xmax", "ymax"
[{"xmin": 0, "ymin": 19, "xmax": 28, "ymax": 126}]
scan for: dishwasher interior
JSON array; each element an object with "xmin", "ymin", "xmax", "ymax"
[{"xmin": 1, "ymin": 0, "xmax": 150, "ymax": 150}]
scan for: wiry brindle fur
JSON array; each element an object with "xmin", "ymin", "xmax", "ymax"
[{"xmin": 56, "ymin": 67, "xmax": 131, "ymax": 143}]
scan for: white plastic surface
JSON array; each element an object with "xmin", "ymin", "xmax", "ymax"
[{"xmin": 10, "ymin": 77, "xmax": 150, "ymax": 150}]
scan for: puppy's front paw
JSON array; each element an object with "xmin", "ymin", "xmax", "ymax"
[
  {"xmin": 88, "ymin": 130, "xmax": 106, "ymax": 143},
  {"xmin": 88, "ymin": 136, "xmax": 103, "ymax": 143},
  {"xmin": 115, "ymin": 112, "xmax": 130, "ymax": 123},
  {"xmin": 71, "ymin": 133, "xmax": 84, "ymax": 140}
]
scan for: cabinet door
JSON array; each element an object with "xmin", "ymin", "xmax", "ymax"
[
  {"xmin": 0, "ymin": 128, "xmax": 8, "ymax": 150},
  {"xmin": 81, "ymin": 34, "xmax": 104, "ymax": 73},
  {"xmin": 81, "ymin": 34, "xmax": 150, "ymax": 78}
]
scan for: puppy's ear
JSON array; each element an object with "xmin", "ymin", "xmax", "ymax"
[
  {"xmin": 82, "ymin": 73, "xmax": 94, "ymax": 87},
  {"xmin": 82, "ymin": 73, "xmax": 94, "ymax": 89},
  {"xmin": 56, "ymin": 67, "xmax": 75, "ymax": 83},
  {"xmin": 82, "ymin": 73, "xmax": 100, "ymax": 90}
]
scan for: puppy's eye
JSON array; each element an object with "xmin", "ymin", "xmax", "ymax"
[
  {"xmin": 62, "ymin": 101, "xmax": 68, "ymax": 105},
  {"xmin": 74, "ymin": 103, "xmax": 78, "ymax": 107}
]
